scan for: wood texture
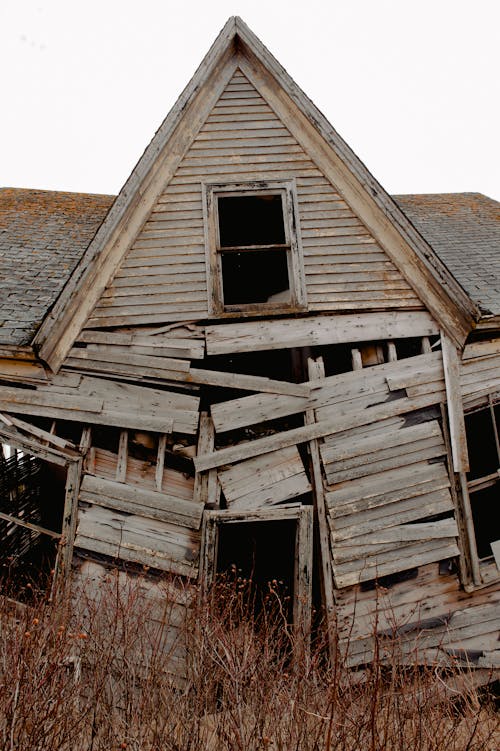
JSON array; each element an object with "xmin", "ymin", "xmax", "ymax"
[{"xmin": 86, "ymin": 70, "xmax": 421, "ymax": 329}]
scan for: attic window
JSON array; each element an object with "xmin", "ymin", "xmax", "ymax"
[{"xmin": 204, "ymin": 181, "xmax": 306, "ymax": 315}]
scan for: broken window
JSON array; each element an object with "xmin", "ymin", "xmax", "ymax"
[
  {"xmin": 0, "ymin": 445, "xmax": 66, "ymax": 599},
  {"xmin": 204, "ymin": 181, "xmax": 306, "ymax": 315},
  {"xmin": 464, "ymin": 397, "xmax": 500, "ymax": 571}
]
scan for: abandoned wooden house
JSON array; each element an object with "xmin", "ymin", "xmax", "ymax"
[{"xmin": 0, "ymin": 17, "xmax": 498, "ymax": 680}]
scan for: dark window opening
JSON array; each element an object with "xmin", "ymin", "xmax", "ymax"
[
  {"xmin": 465, "ymin": 410, "xmax": 499, "ymax": 480},
  {"xmin": 470, "ymin": 485, "xmax": 498, "ymax": 560},
  {"xmin": 0, "ymin": 448, "xmax": 66, "ymax": 600},
  {"xmin": 216, "ymin": 520, "xmax": 296, "ymax": 623},
  {"xmin": 207, "ymin": 184, "xmax": 303, "ymax": 314},
  {"xmin": 464, "ymin": 401, "xmax": 500, "ymax": 568},
  {"xmin": 221, "ymin": 249, "xmax": 290, "ymax": 305},
  {"xmin": 218, "ymin": 195, "xmax": 286, "ymax": 247}
]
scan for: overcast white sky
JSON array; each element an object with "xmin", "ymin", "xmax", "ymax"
[{"xmin": 1, "ymin": 0, "xmax": 499, "ymax": 200}]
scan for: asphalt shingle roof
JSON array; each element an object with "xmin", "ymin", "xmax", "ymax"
[
  {"xmin": 0, "ymin": 188, "xmax": 114, "ymax": 346},
  {"xmin": 394, "ymin": 193, "xmax": 500, "ymax": 317},
  {"xmin": 0, "ymin": 189, "xmax": 498, "ymax": 347}
]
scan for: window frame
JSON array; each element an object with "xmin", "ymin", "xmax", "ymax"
[
  {"xmin": 461, "ymin": 392, "xmax": 500, "ymax": 589},
  {"xmin": 203, "ymin": 180, "xmax": 307, "ymax": 317}
]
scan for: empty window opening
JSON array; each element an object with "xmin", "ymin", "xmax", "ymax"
[
  {"xmin": 205, "ymin": 182, "xmax": 306, "ymax": 314},
  {"xmin": 217, "ymin": 194, "xmax": 290, "ymax": 306},
  {"xmin": 464, "ymin": 400, "xmax": 500, "ymax": 565},
  {"xmin": 218, "ymin": 195, "xmax": 286, "ymax": 247},
  {"xmin": 217, "ymin": 520, "xmax": 296, "ymax": 623},
  {"xmin": 221, "ymin": 248, "xmax": 290, "ymax": 305},
  {"xmin": 0, "ymin": 447, "xmax": 66, "ymax": 599},
  {"xmin": 470, "ymin": 485, "xmax": 498, "ymax": 560}
]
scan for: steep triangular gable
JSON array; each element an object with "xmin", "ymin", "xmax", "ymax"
[
  {"xmin": 85, "ymin": 68, "xmax": 420, "ymax": 328},
  {"xmin": 34, "ymin": 17, "xmax": 477, "ymax": 371}
]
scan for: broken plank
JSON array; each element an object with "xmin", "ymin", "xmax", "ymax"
[
  {"xmin": 195, "ymin": 392, "xmax": 445, "ymax": 472},
  {"xmin": 187, "ymin": 368, "xmax": 310, "ymax": 396}
]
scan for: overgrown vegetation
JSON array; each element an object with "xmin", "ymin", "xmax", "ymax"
[{"xmin": 0, "ymin": 569, "xmax": 497, "ymax": 750}]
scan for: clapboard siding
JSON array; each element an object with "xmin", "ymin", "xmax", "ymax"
[{"xmin": 87, "ymin": 69, "xmax": 421, "ymax": 328}]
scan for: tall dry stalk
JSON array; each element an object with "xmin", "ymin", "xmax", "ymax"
[{"xmin": 0, "ymin": 570, "xmax": 497, "ymax": 750}]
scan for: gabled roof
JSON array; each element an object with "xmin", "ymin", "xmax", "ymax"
[
  {"xmin": 394, "ymin": 193, "xmax": 500, "ymax": 318},
  {"xmin": 0, "ymin": 188, "xmax": 113, "ymax": 346},
  {"xmin": 27, "ymin": 16, "xmax": 478, "ymax": 370}
]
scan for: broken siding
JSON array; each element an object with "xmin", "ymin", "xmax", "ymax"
[
  {"xmin": 75, "ymin": 442, "xmax": 202, "ymax": 578},
  {"xmin": 86, "ymin": 69, "xmax": 421, "ymax": 328},
  {"xmin": 335, "ymin": 561, "xmax": 500, "ymax": 669}
]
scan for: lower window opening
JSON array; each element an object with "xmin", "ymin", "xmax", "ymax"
[{"xmin": 0, "ymin": 446, "xmax": 66, "ymax": 601}]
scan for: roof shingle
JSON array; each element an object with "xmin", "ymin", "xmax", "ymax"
[
  {"xmin": 394, "ymin": 193, "xmax": 500, "ymax": 317},
  {"xmin": 0, "ymin": 188, "xmax": 114, "ymax": 346}
]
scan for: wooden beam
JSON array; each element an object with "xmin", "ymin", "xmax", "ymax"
[
  {"xmin": 205, "ymin": 311, "xmax": 439, "ymax": 355},
  {"xmin": 441, "ymin": 332, "xmax": 469, "ymax": 473},
  {"xmin": 306, "ymin": 357, "xmax": 336, "ymax": 661}
]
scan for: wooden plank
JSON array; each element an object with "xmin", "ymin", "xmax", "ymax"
[
  {"xmin": 80, "ymin": 474, "xmax": 203, "ymax": 529},
  {"xmin": 195, "ymin": 391, "xmax": 445, "ymax": 472},
  {"xmin": 227, "ymin": 473, "xmax": 311, "ymax": 511},
  {"xmin": 441, "ymin": 333, "xmax": 469, "ymax": 473},
  {"xmin": 218, "ymin": 445, "xmax": 304, "ymax": 495},
  {"xmin": 155, "ymin": 434, "xmax": 167, "ymax": 492},
  {"xmin": 211, "ymin": 352, "xmax": 442, "ymax": 434},
  {"xmin": 205, "ymin": 312, "xmax": 439, "ymax": 355},
  {"xmin": 188, "ymin": 368, "xmax": 310, "ymax": 397},
  {"xmin": 74, "ymin": 535, "xmax": 198, "ymax": 579},
  {"xmin": 0, "ymin": 385, "xmax": 103, "ymax": 413},
  {"xmin": 58, "ymin": 458, "xmax": 84, "ymax": 584},
  {"xmin": 463, "ymin": 339, "xmax": 500, "ymax": 360},
  {"xmin": 193, "ymin": 412, "xmax": 218, "ymax": 508},
  {"xmin": 68, "ymin": 348, "xmax": 190, "ymax": 376},
  {"xmin": 76, "ymin": 504, "xmax": 200, "ymax": 562},
  {"xmin": 0, "ymin": 412, "xmax": 79, "ymax": 453},
  {"xmin": 0, "ymin": 358, "xmax": 49, "ymax": 383},
  {"xmin": 334, "ymin": 540, "xmax": 460, "ymax": 588},
  {"xmin": 0, "ymin": 510, "xmax": 61, "ymax": 539},
  {"xmin": 78, "ymin": 330, "xmax": 205, "ymax": 359},
  {"xmin": 320, "ymin": 420, "xmax": 441, "ymax": 465},
  {"xmin": 306, "ymin": 358, "xmax": 336, "ymax": 661},
  {"xmin": 323, "ymin": 437, "xmax": 444, "ymax": 485},
  {"xmin": 326, "ymin": 462, "xmax": 450, "ymax": 512},
  {"xmin": 294, "ymin": 505, "xmax": 314, "ymax": 640},
  {"xmin": 330, "ymin": 489, "xmax": 454, "ymax": 540},
  {"xmin": 333, "ymin": 518, "xmax": 458, "ymax": 549},
  {"xmin": 116, "ymin": 430, "xmax": 128, "ymax": 483}
]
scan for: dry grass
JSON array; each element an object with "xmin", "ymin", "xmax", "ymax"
[{"xmin": 0, "ymin": 570, "xmax": 497, "ymax": 750}]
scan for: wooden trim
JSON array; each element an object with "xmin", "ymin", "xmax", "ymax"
[
  {"xmin": 441, "ymin": 332, "xmax": 469, "ymax": 473},
  {"xmin": 235, "ymin": 18, "xmax": 477, "ymax": 342},
  {"xmin": 34, "ymin": 26, "xmax": 239, "ymax": 371}
]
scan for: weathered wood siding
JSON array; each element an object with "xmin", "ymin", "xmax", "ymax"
[
  {"xmin": 86, "ymin": 69, "xmax": 421, "ymax": 328},
  {"xmin": 336, "ymin": 561, "xmax": 500, "ymax": 669},
  {"xmin": 75, "ymin": 445, "xmax": 202, "ymax": 578}
]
